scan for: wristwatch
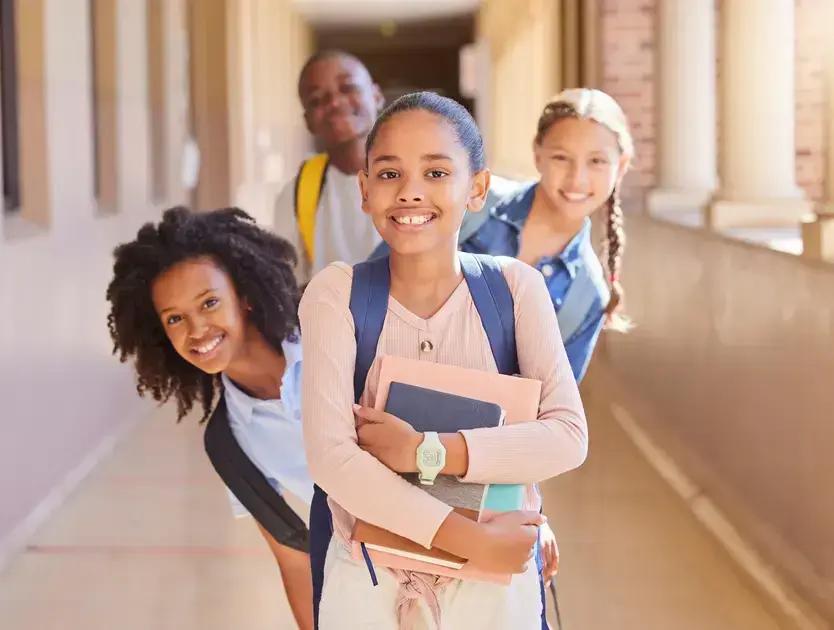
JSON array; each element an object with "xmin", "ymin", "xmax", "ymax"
[{"xmin": 416, "ymin": 431, "xmax": 446, "ymax": 485}]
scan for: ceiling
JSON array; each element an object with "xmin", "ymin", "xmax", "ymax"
[{"xmin": 291, "ymin": 0, "xmax": 481, "ymax": 26}]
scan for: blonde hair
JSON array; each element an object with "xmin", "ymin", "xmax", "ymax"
[{"xmin": 535, "ymin": 88, "xmax": 633, "ymax": 332}]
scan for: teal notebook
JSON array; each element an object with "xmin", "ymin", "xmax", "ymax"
[{"xmin": 482, "ymin": 483, "xmax": 524, "ymax": 512}]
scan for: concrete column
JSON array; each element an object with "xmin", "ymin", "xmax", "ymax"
[
  {"xmin": 826, "ymin": 5, "xmax": 834, "ymax": 212},
  {"xmin": 802, "ymin": 7, "xmax": 834, "ymax": 262},
  {"xmin": 188, "ymin": 0, "xmax": 232, "ymax": 211},
  {"xmin": 708, "ymin": 0, "xmax": 812, "ymax": 229},
  {"xmin": 116, "ymin": 0, "xmax": 151, "ymax": 214},
  {"xmin": 647, "ymin": 0, "xmax": 716, "ymax": 216},
  {"xmin": 161, "ymin": 0, "xmax": 191, "ymax": 207},
  {"xmin": 14, "ymin": 0, "xmax": 50, "ymax": 228}
]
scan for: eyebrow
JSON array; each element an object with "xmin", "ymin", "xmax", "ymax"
[
  {"xmin": 158, "ymin": 288, "xmax": 216, "ymax": 315},
  {"xmin": 371, "ymin": 153, "xmax": 454, "ymax": 165}
]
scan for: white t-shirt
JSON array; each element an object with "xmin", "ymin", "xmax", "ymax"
[{"xmin": 273, "ymin": 164, "xmax": 381, "ymax": 283}]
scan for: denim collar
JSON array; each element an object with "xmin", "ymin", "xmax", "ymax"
[{"xmin": 492, "ymin": 182, "xmax": 593, "ymax": 277}]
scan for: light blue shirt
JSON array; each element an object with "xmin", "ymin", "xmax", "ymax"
[{"xmin": 220, "ymin": 338, "xmax": 314, "ymax": 517}]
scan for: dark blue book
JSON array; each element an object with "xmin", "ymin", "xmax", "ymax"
[{"xmin": 384, "ymin": 382, "xmax": 505, "ymax": 512}]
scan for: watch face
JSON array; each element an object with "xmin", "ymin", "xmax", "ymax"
[{"xmin": 422, "ymin": 451, "xmax": 440, "ymax": 466}]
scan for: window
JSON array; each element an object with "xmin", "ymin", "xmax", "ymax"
[
  {"xmin": 90, "ymin": 0, "xmax": 118, "ymax": 213},
  {"xmin": 1, "ymin": 0, "xmax": 20, "ymax": 213}
]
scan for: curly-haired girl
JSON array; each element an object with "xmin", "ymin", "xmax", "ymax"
[{"xmin": 106, "ymin": 206, "xmax": 313, "ymax": 629}]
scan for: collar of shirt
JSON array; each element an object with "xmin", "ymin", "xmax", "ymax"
[
  {"xmin": 220, "ymin": 336, "xmax": 303, "ymax": 426},
  {"xmin": 492, "ymin": 182, "xmax": 593, "ymax": 279}
]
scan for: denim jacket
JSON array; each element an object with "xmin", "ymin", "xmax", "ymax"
[{"xmin": 460, "ymin": 182, "xmax": 609, "ymax": 382}]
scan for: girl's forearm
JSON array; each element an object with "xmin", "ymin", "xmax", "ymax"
[
  {"xmin": 438, "ymin": 432, "xmax": 469, "ymax": 476},
  {"xmin": 429, "ymin": 509, "xmax": 485, "ymax": 559}
]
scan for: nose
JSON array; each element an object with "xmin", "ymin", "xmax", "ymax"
[
  {"xmin": 186, "ymin": 315, "xmax": 209, "ymax": 340},
  {"xmin": 397, "ymin": 192, "xmax": 425, "ymax": 204},
  {"xmin": 566, "ymin": 161, "xmax": 590, "ymax": 189},
  {"xmin": 397, "ymin": 178, "xmax": 426, "ymax": 204},
  {"xmin": 323, "ymin": 89, "xmax": 349, "ymax": 113}
]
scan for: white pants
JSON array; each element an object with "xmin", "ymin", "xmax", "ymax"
[{"xmin": 319, "ymin": 539, "xmax": 542, "ymax": 630}]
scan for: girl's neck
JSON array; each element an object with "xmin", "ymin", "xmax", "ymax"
[
  {"xmin": 517, "ymin": 187, "xmax": 589, "ymax": 266},
  {"xmin": 388, "ymin": 242, "xmax": 462, "ymax": 320},
  {"xmin": 327, "ymin": 136, "xmax": 367, "ymax": 175},
  {"xmin": 222, "ymin": 326, "xmax": 286, "ymax": 400}
]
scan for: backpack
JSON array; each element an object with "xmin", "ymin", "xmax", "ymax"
[
  {"xmin": 309, "ymin": 253, "xmax": 563, "ymax": 629},
  {"xmin": 203, "ymin": 398, "xmax": 309, "ymax": 552},
  {"xmin": 293, "ymin": 153, "xmax": 330, "ymax": 264}
]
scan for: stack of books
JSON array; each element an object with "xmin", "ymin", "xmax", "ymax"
[{"xmin": 351, "ymin": 355, "xmax": 542, "ymax": 583}]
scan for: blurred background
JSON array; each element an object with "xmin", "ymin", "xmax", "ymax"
[{"xmin": 1, "ymin": 0, "xmax": 834, "ymax": 628}]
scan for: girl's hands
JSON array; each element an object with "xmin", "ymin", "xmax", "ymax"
[
  {"xmin": 468, "ymin": 510, "xmax": 545, "ymax": 574},
  {"xmin": 538, "ymin": 520, "xmax": 560, "ymax": 585},
  {"xmin": 354, "ymin": 404, "xmax": 547, "ymax": 577},
  {"xmin": 354, "ymin": 405, "xmax": 421, "ymax": 473}
]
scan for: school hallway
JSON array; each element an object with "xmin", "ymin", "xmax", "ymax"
[
  {"xmin": 3, "ymin": 0, "xmax": 834, "ymax": 628},
  {"xmin": 0, "ymin": 358, "xmax": 794, "ymax": 630}
]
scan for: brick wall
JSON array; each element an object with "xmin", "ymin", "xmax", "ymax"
[
  {"xmin": 599, "ymin": 0, "xmax": 656, "ymax": 208},
  {"xmin": 598, "ymin": 0, "xmax": 829, "ymax": 207},
  {"xmin": 795, "ymin": 0, "xmax": 827, "ymax": 202}
]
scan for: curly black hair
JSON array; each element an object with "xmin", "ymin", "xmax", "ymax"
[{"xmin": 106, "ymin": 206, "xmax": 300, "ymax": 422}]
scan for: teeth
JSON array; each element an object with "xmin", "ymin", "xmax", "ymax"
[
  {"xmin": 194, "ymin": 336, "xmax": 222, "ymax": 354},
  {"xmin": 562, "ymin": 192, "xmax": 590, "ymax": 201},
  {"xmin": 393, "ymin": 214, "xmax": 433, "ymax": 225}
]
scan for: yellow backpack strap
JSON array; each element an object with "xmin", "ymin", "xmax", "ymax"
[{"xmin": 294, "ymin": 153, "xmax": 329, "ymax": 263}]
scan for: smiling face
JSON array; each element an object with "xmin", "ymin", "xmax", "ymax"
[
  {"xmin": 534, "ymin": 116, "xmax": 628, "ymax": 223},
  {"xmin": 150, "ymin": 256, "xmax": 251, "ymax": 375},
  {"xmin": 358, "ymin": 109, "xmax": 489, "ymax": 257},
  {"xmin": 299, "ymin": 54, "xmax": 384, "ymax": 150}
]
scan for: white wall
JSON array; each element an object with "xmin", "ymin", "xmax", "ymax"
[{"xmin": 0, "ymin": 0, "xmax": 189, "ymax": 567}]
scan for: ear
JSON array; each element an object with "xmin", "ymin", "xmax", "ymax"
[
  {"xmin": 358, "ymin": 170, "xmax": 371, "ymax": 216},
  {"xmin": 303, "ymin": 109, "xmax": 315, "ymax": 136},
  {"xmin": 372, "ymin": 84, "xmax": 385, "ymax": 113},
  {"xmin": 532, "ymin": 138, "xmax": 544, "ymax": 175},
  {"xmin": 466, "ymin": 169, "xmax": 491, "ymax": 213}
]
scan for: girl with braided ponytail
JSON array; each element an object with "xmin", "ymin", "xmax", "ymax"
[
  {"xmin": 461, "ymin": 88, "xmax": 633, "ymax": 597},
  {"xmin": 462, "ymin": 87, "xmax": 633, "ymax": 378}
]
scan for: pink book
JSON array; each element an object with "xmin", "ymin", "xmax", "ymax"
[{"xmin": 351, "ymin": 355, "xmax": 542, "ymax": 584}]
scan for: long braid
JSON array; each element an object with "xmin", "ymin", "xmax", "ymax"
[{"xmin": 603, "ymin": 189, "xmax": 631, "ymax": 331}]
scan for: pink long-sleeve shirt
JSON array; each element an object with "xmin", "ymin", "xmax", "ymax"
[{"xmin": 299, "ymin": 257, "xmax": 588, "ymax": 551}]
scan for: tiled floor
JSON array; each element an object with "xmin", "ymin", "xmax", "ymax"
[
  {"xmin": 541, "ymin": 368, "xmax": 792, "ymax": 630},
  {"xmin": 0, "ymin": 370, "xmax": 794, "ymax": 629}
]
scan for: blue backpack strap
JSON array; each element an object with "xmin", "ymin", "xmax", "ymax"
[
  {"xmin": 350, "ymin": 256, "xmax": 391, "ymax": 401},
  {"xmin": 459, "ymin": 253, "xmax": 519, "ymax": 376},
  {"xmin": 311, "ymin": 258, "xmax": 390, "ymax": 627},
  {"xmin": 309, "ymin": 486, "xmax": 330, "ymax": 628},
  {"xmin": 557, "ymin": 238, "xmax": 609, "ymax": 342},
  {"xmin": 460, "ymin": 253, "xmax": 554, "ymax": 629},
  {"xmin": 367, "ymin": 239, "xmax": 390, "ymax": 261},
  {"xmin": 348, "ymin": 257, "xmax": 390, "ymax": 588}
]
